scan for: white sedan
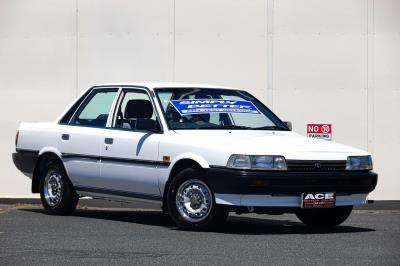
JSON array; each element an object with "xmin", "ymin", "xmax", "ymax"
[{"xmin": 12, "ymin": 83, "xmax": 378, "ymax": 230}]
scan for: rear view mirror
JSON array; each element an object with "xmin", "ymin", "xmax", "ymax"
[{"xmin": 284, "ymin": 121, "xmax": 292, "ymax": 131}]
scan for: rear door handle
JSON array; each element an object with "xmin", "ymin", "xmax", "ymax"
[
  {"xmin": 105, "ymin": 138, "xmax": 113, "ymax": 145},
  {"xmin": 61, "ymin": 134, "xmax": 69, "ymax": 141}
]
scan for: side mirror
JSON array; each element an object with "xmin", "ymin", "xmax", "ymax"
[
  {"xmin": 146, "ymin": 122, "xmax": 163, "ymax": 134},
  {"xmin": 284, "ymin": 121, "xmax": 292, "ymax": 131},
  {"xmin": 150, "ymin": 119, "xmax": 164, "ymax": 134},
  {"xmin": 147, "ymin": 128, "xmax": 163, "ymax": 134}
]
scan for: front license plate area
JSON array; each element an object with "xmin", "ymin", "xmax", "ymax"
[{"xmin": 301, "ymin": 192, "xmax": 336, "ymax": 208}]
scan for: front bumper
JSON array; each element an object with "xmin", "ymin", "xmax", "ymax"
[
  {"xmin": 205, "ymin": 167, "xmax": 377, "ymax": 207},
  {"xmin": 214, "ymin": 193, "xmax": 369, "ymax": 207}
]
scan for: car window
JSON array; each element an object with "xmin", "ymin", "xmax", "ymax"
[
  {"xmin": 158, "ymin": 91, "xmax": 173, "ymax": 110},
  {"xmin": 59, "ymin": 88, "xmax": 92, "ymax": 124},
  {"xmin": 113, "ymin": 90, "xmax": 160, "ymax": 131},
  {"xmin": 186, "ymin": 94, "xmax": 221, "ymax": 125},
  {"xmin": 220, "ymin": 95, "xmax": 275, "ymax": 128},
  {"xmin": 155, "ymin": 88, "xmax": 288, "ymax": 130},
  {"xmin": 72, "ymin": 89, "xmax": 118, "ymax": 128}
]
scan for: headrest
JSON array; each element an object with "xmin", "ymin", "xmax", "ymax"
[{"xmin": 124, "ymin": 99, "xmax": 153, "ymax": 119}]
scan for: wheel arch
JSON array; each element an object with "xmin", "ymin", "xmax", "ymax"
[
  {"xmin": 161, "ymin": 157, "xmax": 207, "ymax": 211},
  {"xmin": 32, "ymin": 148, "xmax": 64, "ymax": 193}
]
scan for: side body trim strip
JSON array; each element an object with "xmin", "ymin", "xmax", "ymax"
[
  {"xmin": 61, "ymin": 153, "xmax": 170, "ymax": 167},
  {"xmin": 75, "ymin": 185, "xmax": 162, "ymax": 201}
]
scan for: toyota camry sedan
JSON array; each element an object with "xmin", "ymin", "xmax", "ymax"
[{"xmin": 12, "ymin": 83, "xmax": 377, "ymax": 230}]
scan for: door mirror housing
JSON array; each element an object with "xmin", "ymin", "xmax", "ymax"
[
  {"xmin": 145, "ymin": 119, "xmax": 163, "ymax": 134},
  {"xmin": 146, "ymin": 127, "xmax": 163, "ymax": 134},
  {"xmin": 284, "ymin": 121, "xmax": 292, "ymax": 131}
]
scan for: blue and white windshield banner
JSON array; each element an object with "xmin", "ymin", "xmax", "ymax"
[{"xmin": 170, "ymin": 99, "xmax": 261, "ymax": 115}]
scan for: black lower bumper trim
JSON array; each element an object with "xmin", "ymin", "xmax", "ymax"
[
  {"xmin": 205, "ymin": 167, "xmax": 378, "ymax": 195},
  {"xmin": 12, "ymin": 151, "xmax": 38, "ymax": 176}
]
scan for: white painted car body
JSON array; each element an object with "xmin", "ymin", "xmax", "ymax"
[{"xmin": 13, "ymin": 83, "xmax": 377, "ymax": 208}]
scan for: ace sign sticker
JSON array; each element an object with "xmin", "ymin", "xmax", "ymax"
[
  {"xmin": 170, "ymin": 99, "xmax": 261, "ymax": 115},
  {"xmin": 301, "ymin": 192, "xmax": 336, "ymax": 208},
  {"xmin": 307, "ymin": 124, "xmax": 332, "ymax": 140}
]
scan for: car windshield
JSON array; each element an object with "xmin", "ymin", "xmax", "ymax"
[{"xmin": 154, "ymin": 88, "xmax": 289, "ymax": 130}]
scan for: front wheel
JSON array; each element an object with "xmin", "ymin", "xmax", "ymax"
[
  {"xmin": 296, "ymin": 206, "xmax": 353, "ymax": 228},
  {"xmin": 167, "ymin": 168, "xmax": 228, "ymax": 230},
  {"xmin": 39, "ymin": 160, "xmax": 79, "ymax": 215}
]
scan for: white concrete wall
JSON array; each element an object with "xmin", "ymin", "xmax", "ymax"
[{"xmin": 0, "ymin": 0, "xmax": 398, "ymax": 199}]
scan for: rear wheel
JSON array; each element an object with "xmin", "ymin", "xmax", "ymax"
[
  {"xmin": 39, "ymin": 160, "xmax": 79, "ymax": 215},
  {"xmin": 296, "ymin": 206, "xmax": 353, "ymax": 228},
  {"xmin": 167, "ymin": 168, "xmax": 228, "ymax": 230}
]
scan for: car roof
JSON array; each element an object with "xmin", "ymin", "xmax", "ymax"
[{"xmin": 91, "ymin": 82, "xmax": 239, "ymax": 91}]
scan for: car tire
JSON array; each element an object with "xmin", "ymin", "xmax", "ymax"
[
  {"xmin": 295, "ymin": 206, "xmax": 353, "ymax": 228},
  {"xmin": 39, "ymin": 159, "xmax": 79, "ymax": 215},
  {"xmin": 167, "ymin": 168, "xmax": 229, "ymax": 230}
]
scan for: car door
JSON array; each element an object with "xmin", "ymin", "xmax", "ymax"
[
  {"xmin": 99, "ymin": 88, "xmax": 163, "ymax": 200},
  {"xmin": 59, "ymin": 87, "xmax": 119, "ymax": 190}
]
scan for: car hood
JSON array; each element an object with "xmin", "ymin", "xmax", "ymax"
[{"xmin": 173, "ymin": 130, "xmax": 369, "ymax": 161}]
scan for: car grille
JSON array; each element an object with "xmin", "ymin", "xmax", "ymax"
[{"xmin": 286, "ymin": 160, "xmax": 347, "ymax": 172}]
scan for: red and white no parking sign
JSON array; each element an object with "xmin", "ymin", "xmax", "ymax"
[{"xmin": 307, "ymin": 124, "xmax": 332, "ymax": 140}]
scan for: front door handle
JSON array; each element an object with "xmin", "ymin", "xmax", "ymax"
[
  {"xmin": 105, "ymin": 138, "xmax": 113, "ymax": 145},
  {"xmin": 61, "ymin": 134, "xmax": 69, "ymax": 141}
]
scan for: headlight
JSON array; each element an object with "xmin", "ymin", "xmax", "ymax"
[
  {"xmin": 346, "ymin": 156, "xmax": 372, "ymax": 170},
  {"xmin": 227, "ymin": 155, "xmax": 287, "ymax": 170}
]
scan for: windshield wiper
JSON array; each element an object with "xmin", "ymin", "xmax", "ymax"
[
  {"xmin": 197, "ymin": 125, "xmax": 251, "ymax": 130},
  {"xmin": 250, "ymin": 125, "xmax": 288, "ymax": 131}
]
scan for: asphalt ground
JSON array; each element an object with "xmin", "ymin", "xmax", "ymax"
[{"xmin": 0, "ymin": 201, "xmax": 399, "ymax": 265}]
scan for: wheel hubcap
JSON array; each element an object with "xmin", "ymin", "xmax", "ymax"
[
  {"xmin": 176, "ymin": 179, "xmax": 213, "ymax": 222},
  {"xmin": 44, "ymin": 171, "xmax": 63, "ymax": 207}
]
